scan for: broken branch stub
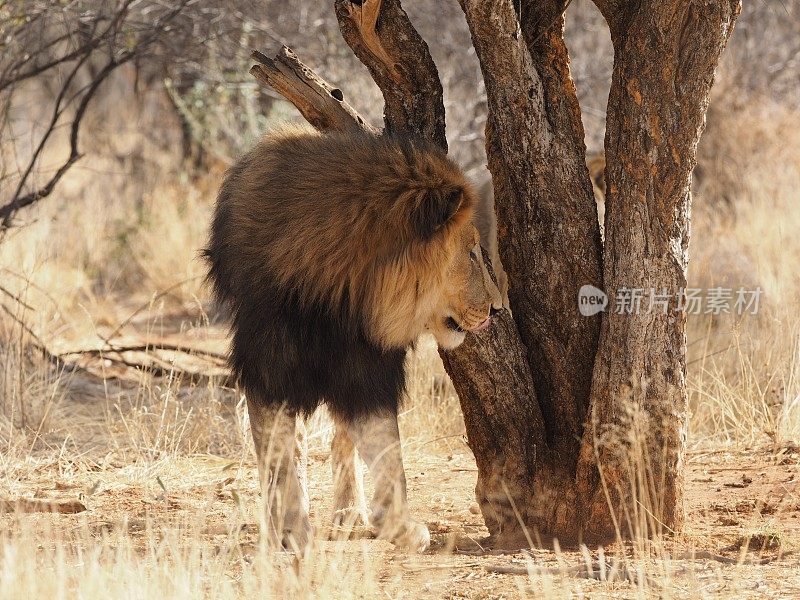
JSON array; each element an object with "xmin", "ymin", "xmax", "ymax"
[{"xmin": 249, "ymin": 46, "xmax": 375, "ymax": 135}]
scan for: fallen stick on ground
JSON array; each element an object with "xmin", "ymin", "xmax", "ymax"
[
  {"xmin": 402, "ymin": 548, "xmax": 799, "ymax": 583},
  {"xmin": 0, "ymin": 498, "xmax": 87, "ymax": 514}
]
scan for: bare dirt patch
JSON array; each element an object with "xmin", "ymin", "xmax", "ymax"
[{"xmin": 3, "ymin": 404, "xmax": 800, "ymax": 599}]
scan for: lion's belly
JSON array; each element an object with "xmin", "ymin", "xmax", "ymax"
[{"xmin": 230, "ymin": 279, "xmax": 408, "ymax": 420}]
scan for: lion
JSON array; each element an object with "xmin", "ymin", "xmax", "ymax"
[
  {"xmin": 586, "ymin": 153, "xmax": 606, "ymax": 238},
  {"xmin": 204, "ymin": 124, "xmax": 502, "ymax": 553}
]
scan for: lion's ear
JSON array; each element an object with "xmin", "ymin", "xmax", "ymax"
[{"xmin": 412, "ymin": 187, "xmax": 463, "ymax": 240}]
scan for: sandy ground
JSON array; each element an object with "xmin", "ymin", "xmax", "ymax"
[
  {"xmin": 1, "ymin": 313, "xmax": 799, "ymax": 598},
  {"xmin": 2, "ymin": 433, "xmax": 799, "ymax": 598}
]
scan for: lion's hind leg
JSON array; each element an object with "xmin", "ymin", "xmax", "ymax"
[
  {"xmin": 247, "ymin": 396, "xmax": 313, "ymax": 552},
  {"xmin": 329, "ymin": 416, "xmax": 369, "ymax": 537},
  {"xmin": 344, "ymin": 410, "xmax": 430, "ymax": 552}
]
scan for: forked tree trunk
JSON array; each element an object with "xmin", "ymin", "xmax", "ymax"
[
  {"xmin": 443, "ymin": 0, "xmax": 605, "ymax": 545},
  {"xmin": 251, "ymin": 0, "xmax": 740, "ymax": 546},
  {"xmin": 457, "ymin": 0, "xmax": 739, "ymax": 545}
]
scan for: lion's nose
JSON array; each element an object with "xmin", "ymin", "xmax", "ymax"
[{"xmin": 489, "ymin": 305, "xmax": 502, "ymax": 317}]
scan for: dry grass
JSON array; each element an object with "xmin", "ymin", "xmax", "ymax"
[
  {"xmin": 2, "ymin": 80, "xmax": 800, "ymax": 598},
  {"xmin": 687, "ymin": 102, "xmax": 800, "ymax": 446}
]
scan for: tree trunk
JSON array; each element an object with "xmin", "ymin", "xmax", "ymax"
[
  {"xmin": 252, "ymin": 0, "xmax": 741, "ymax": 547},
  {"xmin": 575, "ymin": 0, "xmax": 742, "ymax": 542},
  {"xmin": 452, "ymin": 0, "xmax": 739, "ymax": 545},
  {"xmin": 443, "ymin": 0, "xmax": 604, "ymax": 545}
]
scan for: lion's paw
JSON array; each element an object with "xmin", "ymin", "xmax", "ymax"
[
  {"xmin": 277, "ymin": 517, "xmax": 314, "ymax": 554},
  {"xmin": 375, "ymin": 518, "xmax": 431, "ymax": 553},
  {"xmin": 331, "ymin": 506, "xmax": 369, "ymax": 531},
  {"xmin": 392, "ymin": 520, "xmax": 431, "ymax": 553}
]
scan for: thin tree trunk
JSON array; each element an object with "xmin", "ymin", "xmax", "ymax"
[{"xmin": 334, "ymin": 0, "xmax": 446, "ymax": 147}]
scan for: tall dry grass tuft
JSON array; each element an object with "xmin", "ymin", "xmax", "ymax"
[
  {"xmin": 0, "ymin": 512, "xmax": 389, "ymax": 599},
  {"xmin": 400, "ymin": 337, "xmax": 467, "ymax": 452},
  {"xmin": 688, "ymin": 100, "xmax": 800, "ymax": 446}
]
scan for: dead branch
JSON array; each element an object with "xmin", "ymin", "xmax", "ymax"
[
  {"xmin": 51, "ymin": 336, "xmax": 232, "ymax": 386},
  {"xmin": 59, "ymin": 343, "xmax": 228, "ymax": 364},
  {"xmin": 1, "ymin": 271, "xmax": 229, "ymax": 387},
  {"xmin": 250, "ymin": 47, "xmax": 375, "ymax": 134},
  {"xmin": 0, "ymin": 296, "xmax": 231, "ymax": 388},
  {"xmin": 0, "ymin": 498, "xmax": 87, "ymax": 514},
  {"xmin": 78, "ymin": 351, "xmax": 234, "ymax": 387}
]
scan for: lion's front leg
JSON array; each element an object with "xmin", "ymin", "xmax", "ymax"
[
  {"xmin": 329, "ymin": 416, "xmax": 368, "ymax": 534},
  {"xmin": 247, "ymin": 397, "xmax": 313, "ymax": 552},
  {"xmin": 344, "ymin": 410, "xmax": 430, "ymax": 552}
]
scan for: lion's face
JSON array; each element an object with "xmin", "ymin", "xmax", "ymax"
[{"xmin": 426, "ymin": 222, "xmax": 503, "ymax": 349}]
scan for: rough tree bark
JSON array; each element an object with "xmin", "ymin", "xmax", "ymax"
[
  {"xmin": 250, "ymin": 0, "xmax": 740, "ymax": 546},
  {"xmin": 576, "ymin": 0, "xmax": 742, "ymax": 541},
  {"xmin": 333, "ymin": 0, "xmax": 447, "ymax": 148},
  {"xmin": 446, "ymin": 0, "xmax": 605, "ymax": 545}
]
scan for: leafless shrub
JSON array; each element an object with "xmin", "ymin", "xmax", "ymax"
[{"xmin": 0, "ymin": 0, "xmax": 197, "ymax": 229}]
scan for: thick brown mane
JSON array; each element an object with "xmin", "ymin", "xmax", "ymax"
[{"xmin": 210, "ymin": 124, "xmax": 475, "ymax": 348}]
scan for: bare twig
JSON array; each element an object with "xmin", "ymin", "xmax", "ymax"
[
  {"xmin": 0, "ymin": 50, "xmax": 93, "ymax": 229},
  {"xmin": 0, "ymin": 0, "xmax": 134, "ymax": 93},
  {"xmin": 59, "ymin": 343, "xmax": 227, "ymax": 363},
  {"xmin": 0, "ymin": 285, "xmax": 34, "ymax": 311},
  {"xmin": 0, "ymin": 0, "xmax": 191, "ymax": 229}
]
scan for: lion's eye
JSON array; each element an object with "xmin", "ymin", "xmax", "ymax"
[{"xmin": 469, "ymin": 249, "xmax": 478, "ymax": 263}]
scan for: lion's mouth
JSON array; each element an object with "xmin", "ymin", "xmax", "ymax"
[
  {"xmin": 445, "ymin": 317, "xmax": 465, "ymax": 333},
  {"xmin": 445, "ymin": 316, "xmax": 491, "ymax": 334}
]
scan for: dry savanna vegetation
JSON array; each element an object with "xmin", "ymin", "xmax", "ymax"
[{"xmin": 1, "ymin": 0, "xmax": 800, "ymax": 598}]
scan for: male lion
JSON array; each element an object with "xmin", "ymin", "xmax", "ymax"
[{"xmin": 204, "ymin": 125, "xmax": 502, "ymax": 553}]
